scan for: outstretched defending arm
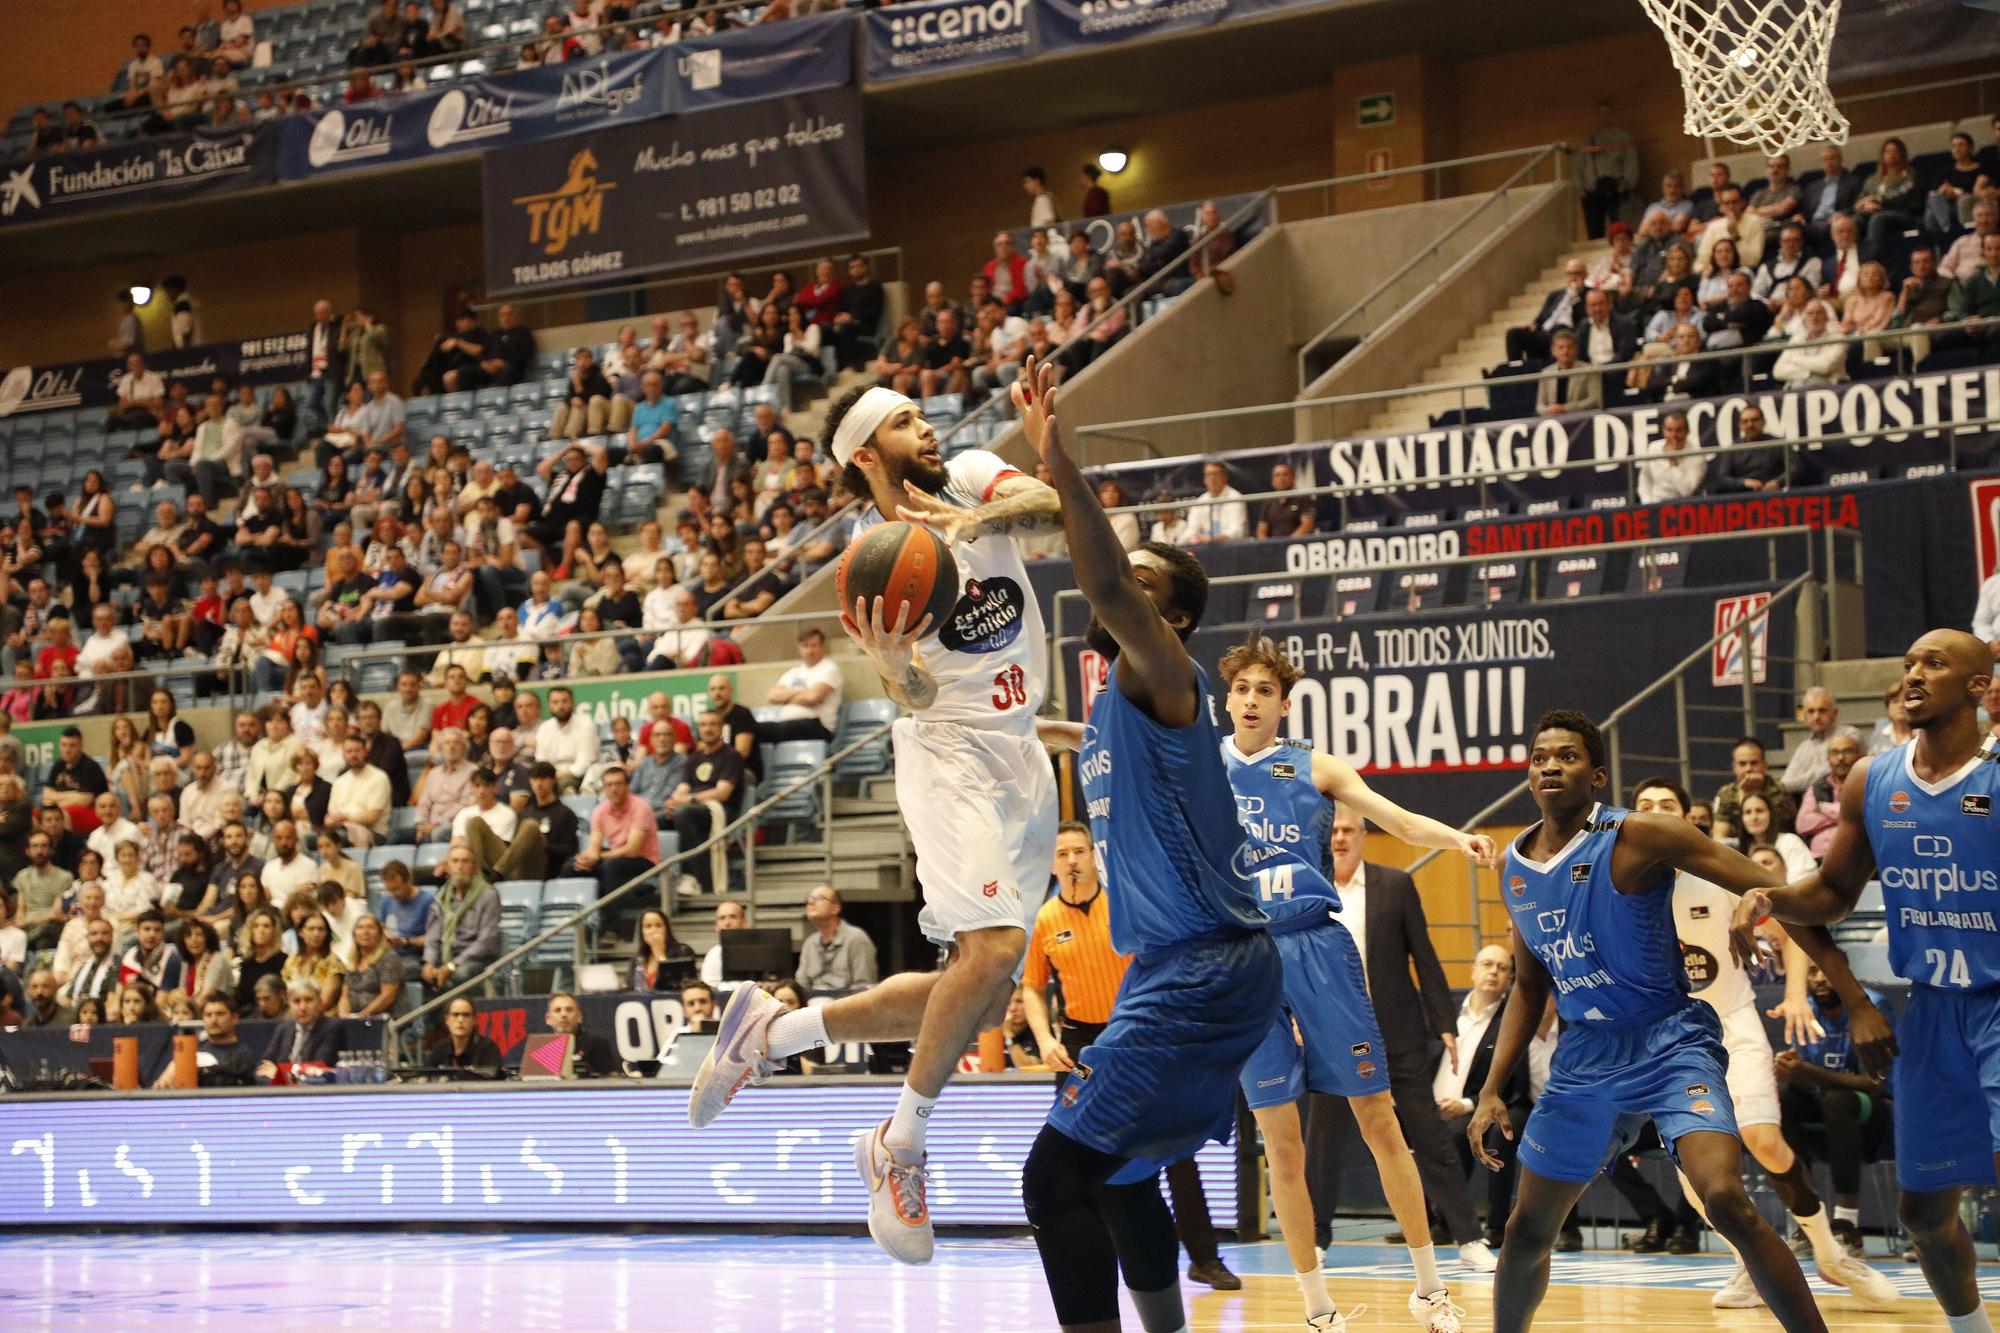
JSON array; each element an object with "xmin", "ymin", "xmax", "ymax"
[
  {"xmin": 1731, "ymin": 755, "xmax": 1879, "ymax": 942},
  {"xmin": 1017, "ymin": 357, "xmax": 1200, "ymax": 726},
  {"xmin": 1314, "ymin": 753, "xmax": 1496, "ymax": 866}
]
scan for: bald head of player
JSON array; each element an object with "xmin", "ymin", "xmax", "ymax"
[
  {"xmin": 1526, "ymin": 708, "xmax": 1608, "ymax": 819},
  {"xmin": 823, "ymin": 383, "xmax": 947, "ymax": 508},
  {"xmin": 1900, "ymin": 628, "xmax": 1993, "ymax": 729},
  {"xmin": 1082, "ymin": 542, "xmax": 1210, "ymax": 661}
]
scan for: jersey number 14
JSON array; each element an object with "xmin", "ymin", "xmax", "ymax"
[{"xmin": 1256, "ymin": 865, "xmax": 1295, "ymax": 902}]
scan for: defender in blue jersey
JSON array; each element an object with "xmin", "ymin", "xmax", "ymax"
[
  {"xmin": 1220, "ymin": 642, "xmax": 1494, "ymax": 1333},
  {"xmin": 1023, "ymin": 356, "xmax": 1283, "ymax": 1333},
  {"xmin": 1469, "ymin": 710, "xmax": 1829, "ymax": 1333},
  {"xmin": 1738, "ymin": 628, "xmax": 2000, "ymax": 1329}
]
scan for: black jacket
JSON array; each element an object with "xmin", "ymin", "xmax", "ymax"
[
  {"xmin": 1351, "ymin": 862, "xmax": 1456, "ymax": 1070},
  {"xmin": 1658, "ymin": 355, "xmax": 1732, "ymax": 400},
  {"xmin": 1800, "ymin": 171, "xmax": 1861, "ymax": 222},
  {"xmin": 1574, "ymin": 313, "xmax": 1641, "ymax": 366},
  {"xmin": 366, "ymin": 732, "xmax": 411, "ymax": 807},
  {"xmin": 263, "ymin": 1016, "xmax": 343, "ymax": 1067},
  {"xmin": 524, "ymin": 797, "xmax": 581, "ymax": 872},
  {"xmin": 1527, "ymin": 285, "xmax": 1587, "ymax": 332},
  {"xmin": 1457, "ymin": 989, "xmax": 1535, "ymax": 1118},
  {"xmin": 432, "ymin": 1031, "xmax": 504, "ymax": 1072}
]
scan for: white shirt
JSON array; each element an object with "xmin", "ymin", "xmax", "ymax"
[
  {"xmin": 1974, "ymin": 573, "xmax": 2000, "ymax": 643},
  {"xmin": 116, "ymin": 370, "xmax": 164, "ymax": 403},
  {"xmin": 1829, "ymin": 246, "xmax": 1861, "ymax": 298},
  {"xmin": 1636, "ymin": 445, "xmax": 1709, "ymax": 506},
  {"xmin": 774, "ymin": 658, "xmax": 843, "ymax": 733},
  {"xmin": 76, "ymin": 631, "xmax": 130, "ymax": 677},
  {"xmin": 1432, "ymin": 989, "xmax": 1507, "ymax": 1108},
  {"xmin": 322, "ymin": 902, "xmax": 357, "ymax": 969},
  {"xmin": 290, "ymin": 699, "xmax": 328, "ymax": 745},
  {"xmin": 1585, "ymin": 319, "xmax": 1617, "ymax": 365},
  {"xmin": 1188, "ymin": 487, "xmax": 1248, "ymax": 542},
  {"xmin": 328, "ymin": 764, "xmax": 391, "ymax": 835},
  {"xmin": 1328, "ymin": 866, "xmax": 1367, "ymax": 971},
  {"xmin": 249, "ymin": 587, "xmax": 292, "ymax": 627},
  {"xmin": 453, "ymin": 799, "xmax": 519, "ymax": 845},
  {"xmin": 0, "ymin": 924, "xmax": 25, "ymax": 972},
  {"xmin": 262, "ymin": 852, "xmax": 322, "ymax": 906},
  {"xmin": 1673, "ymin": 874, "xmax": 1757, "ymax": 1017},
  {"xmin": 88, "ymin": 818, "xmax": 145, "ymax": 867},
  {"xmin": 536, "ymin": 713, "xmax": 601, "ymax": 781},
  {"xmin": 700, "ymin": 943, "xmax": 724, "ymax": 988},
  {"xmin": 219, "ymin": 13, "xmax": 255, "ymax": 45},
  {"xmin": 103, "ymin": 867, "xmax": 160, "ymax": 924}
]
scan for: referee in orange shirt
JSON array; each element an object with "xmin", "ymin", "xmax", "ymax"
[{"xmin": 1021, "ymin": 820, "xmax": 1240, "ymax": 1291}]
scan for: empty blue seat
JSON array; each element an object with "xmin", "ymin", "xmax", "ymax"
[{"xmin": 834, "ymin": 699, "xmax": 898, "ymax": 778}]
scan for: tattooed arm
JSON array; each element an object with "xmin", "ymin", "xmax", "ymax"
[{"xmin": 896, "ymin": 472, "xmax": 1063, "ymax": 544}]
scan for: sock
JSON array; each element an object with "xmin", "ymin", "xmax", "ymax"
[
  {"xmin": 1834, "ymin": 1205, "xmax": 1860, "ymax": 1227},
  {"xmin": 883, "ymin": 1083, "xmax": 939, "ymax": 1155},
  {"xmin": 1127, "ymin": 1283, "xmax": 1188, "ymax": 1333},
  {"xmin": 1295, "ymin": 1268, "xmax": 1336, "ymax": 1320},
  {"xmin": 1410, "ymin": 1242, "xmax": 1443, "ymax": 1298},
  {"xmin": 1947, "ymin": 1305, "xmax": 1994, "ymax": 1333},
  {"xmin": 765, "ymin": 1006, "xmax": 828, "ymax": 1060},
  {"xmin": 1794, "ymin": 1201, "xmax": 1840, "ymax": 1260}
]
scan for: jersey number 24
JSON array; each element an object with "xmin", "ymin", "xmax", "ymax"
[{"xmin": 1926, "ymin": 947, "xmax": 1973, "ymax": 988}]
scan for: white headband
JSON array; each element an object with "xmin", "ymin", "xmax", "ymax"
[{"xmin": 829, "ymin": 387, "xmax": 914, "ymax": 468}]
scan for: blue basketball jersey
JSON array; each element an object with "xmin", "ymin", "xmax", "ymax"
[
  {"xmin": 1501, "ymin": 803, "xmax": 1686, "ymax": 1027},
  {"xmin": 1080, "ymin": 663, "xmax": 1269, "ymax": 956},
  {"xmin": 1222, "ymin": 737, "xmax": 1334, "ymax": 881},
  {"xmin": 1864, "ymin": 740, "xmax": 2000, "ymax": 991}
]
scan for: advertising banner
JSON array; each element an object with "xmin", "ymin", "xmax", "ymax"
[
  {"xmin": 481, "ymin": 86, "xmax": 868, "ymax": 298},
  {"xmin": 670, "ymin": 12, "xmax": 854, "ymax": 112},
  {"xmin": 0, "ymin": 1081, "xmax": 1233, "ymax": 1225},
  {"xmin": 0, "ymin": 1018, "xmax": 384, "ymax": 1083},
  {"xmin": 864, "ymin": 0, "xmax": 1037, "ymax": 82},
  {"xmin": 1090, "ymin": 368, "xmax": 2000, "ymax": 523},
  {"xmin": 274, "ymin": 46, "xmax": 671, "ymax": 179},
  {"xmin": 0, "ymin": 124, "xmax": 272, "ymax": 228},
  {"xmin": 0, "ymin": 330, "xmax": 311, "ymax": 420},
  {"xmin": 1036, "ymin": 0, "xmax": 1236, "ymax": 53}
]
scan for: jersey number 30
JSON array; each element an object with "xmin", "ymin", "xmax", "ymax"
[
  {"xmin": 1256, "ymin": 865, "xmax": 1295, "ymax": 902},
  {"xmin": 1926, "ymin": 947, "xmax": 1973, "ymax": 988},
  {"xmin": 991, "ymin": 665, "xmax": 1027, "ymax": 710}
]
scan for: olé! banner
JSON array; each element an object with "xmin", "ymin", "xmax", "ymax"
[
  {"xmin": 0, "ymin": 330, "xmax": 311, "ymax": 420},
  {"xmin": 481, "ymin": 86, "xmax": 867, "ymax": 298}
]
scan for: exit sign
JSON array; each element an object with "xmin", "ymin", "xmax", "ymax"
[{"xmin": 1357, "ymin": 93, "xmax": 1395, "ymax": 127}]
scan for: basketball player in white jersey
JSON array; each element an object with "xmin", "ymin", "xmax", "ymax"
[
  {"xmin": 689, "ymin": 371, "xmax": 1063, "ymax": 1266},
  {"xmin": 1630, "ymin": 776, "xmax": 1898, "ymax": 1310}
]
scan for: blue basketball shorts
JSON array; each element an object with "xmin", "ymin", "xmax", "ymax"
[{"xmin": 1238, "ymin": 910, "xmax": 1391, "ymax": 1110}]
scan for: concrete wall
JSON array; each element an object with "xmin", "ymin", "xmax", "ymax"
[{"xmin": 1293, "ymin": 181, "xmax": 1575, "ymax": 442}]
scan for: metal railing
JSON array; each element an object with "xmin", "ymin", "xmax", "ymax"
[
  {"xmin": 385, "ymin": 716, "xmax": 896, "ymax": 1058},
  {"xmin": 1392, "ymin": 573, "xmax": 1821, "ymax": 939},
  {"xmin": 484, "ymin": 247, "xmax": 909, "ymax": 333},
  {"xmin": 1294, "ymin": 145, "xmax": 1569, "ymax": 387},
  {"xmin": 16, "ymin": 659, "xmax": 254, "ymax": 723},
  {"xmin": 1075, "ymin": 315, "xmax": 1999, "ymax": 465}
]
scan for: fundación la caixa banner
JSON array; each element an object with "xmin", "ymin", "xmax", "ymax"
[{"xmin": 480, "ymin": 84, "xmax": 868, "ymax": 298}]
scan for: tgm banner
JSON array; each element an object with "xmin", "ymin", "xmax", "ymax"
[
  {"xmin": 0, "ymin": 124, "xmax": 271, "ymax": 227},
  {"xmin": 0, "ymin": 331, "xmax": 312, "ymax": 419},
  {"xmin": 481, "ymin": 86, "xmax": 868, "ymax": 298}
]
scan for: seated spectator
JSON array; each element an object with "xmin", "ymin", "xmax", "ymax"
[
  {"xmin": 257, "ymin": 977, "xmax": 341, "ymax": 1079},
  {"xmin": 536, "ymin": 686, "xmax": 600, "ymax": 794},
  {"xmin": 260, "ymin": 820, "xmax": 321, "ymax": 906},
  {"xmin": 1941, "ymin": 200, "xmax": 1998, "ymax": 282},
  {"xmin": 113, "ymin": 981, "xmax": 160, "ymax": 1024},
  {"xmin": 1696, "ymin": 237, "xmax": 1748, "ymax": 310},
  {"xmin": 1635, "ymin": 410, "xmax": 1707, "ymax": 504},
  {"xmin": 1712, "ymin": 736, "xmax": 1791, "ymax": 840},
  {"xmin": 917, "ymin": 309, "xmax": 970, "ymax": 398},
  {"xmin": 1854, "ymin": 137, "xmax": 1922, "ymax": 253},
  {"xmin": 103, "ymin": 838, "xmax": 160, "ymax": 934},
  {"xmin": 324, "ymin": 735, "xmax": 390, "ymax": 848},
  {"xmin": 633, "ymin": 907, "xmax": 698, "ymax": 993},
  {"xmin": 577, "ymin": 765, "xmax": 661, "ymax": 898},
  {"xmin": 1773, "ymin": 302, "xmax": 1847, "ymax": 388},
  {"xmin": 1062, "ymin": 277, "xmax": 1127, "ymax": 371},
  {"xmin": 429, "ymin": 994, "xmax": 504, "ymax": 1071},
  {"xmin": 795, "ymin": 884, "xmax": 878, "ymax": 992},
  {"xmin": 871, "ymin": 317, "xmax": 926, "ymax": 396},
  {"xmin": 1707, "ymin": 405, "xmax": 1817, "ymax": 493},
  {"xmin": 13, "ymin": 830, "xmax": 74, "ymax": 953},
  {"xmin": 413, "ymin": 727, "xmax": 477, "ymax": 843},
  {"xmin": 1185, "ymin": 460, "xmax": 1247, "ymax": 544},
  {"xmin": 1838, "ymin": 262, "xmax": 1894, "ymax": 350},
  {"xmin": 456, "ymin": 767, "xmax": 547, "ymax": 881},
  {"xmin": 718, "ymin": 540, "xmax": 786, "ymax": 621},
  {"xmin": 1732, "ymin": 790, "xmax": 1816, "ymax": 879},
  {"xmin": 1767, "ymin": 275, "xmax": 1816, "ymax": 343},
  {"xmin": 1748, "ymin": 153, "xmax": 1803, "ymax": 224},
  {"xmin": 524, "ymin": 448, "xmax": 607, "ymax": 575},
  {"xmin": 1654, "ymin": 323, "xmax": 1728, "ymax": 401},
  {"xmin": 760, "ymin": 628, "xmax": 842, "ymax": 744},
  {"xmin": 1535, "ymin": 331, "xmax": 1601, "ymax": 416},
  {"xmin": 661, "ymin": 714, "xmax": 742, "ymax": 897},
  {"xmin": 1433, "ymin": 944, "xmax": 1532, "ymax": 1246},
  {"xmin": 118, "ymin": 908, "xmax": 186, "ymax": 989},
  {"xmin": 542, "ymin": 990, "xmax": 621, "ymax": 1076},
  {"xmin": 87, "ymin": 789, "xmax": 144, "ymax": 866},
  {"xmin": 1776, "ymin": 963, "xmax": 1891, "ymax": 1254},
  {"xmin": 1751, "ymin": 224, "xmax": 1823, "ymax": 306},
  {"xmin": 1640, "ymin": 170, "xmax": 1694, "ymax": 229},
  {"xmin": 1702, "ymin": 270, "xmax": 1773, "ymax": 349},
  {"xmin": 1795, "ymin": 731, "xmax": 1861, "ymax": 861},
  {"xmin": 61, "ymin": 912, "xmax": 120, "ymax": 1008},
  {"xmin": 1939, "ymin": 233, "xmax": 2000, "ymax": 362},
  {"xmin": 421, "ymin": 845, "xmax": 499, "ymax": 992},
  {"xmin": 1778, "ymin": 687, "xmax": 1863, "ymax": 795},
  {"xmin": 1506, "ymin": 259, "xmax": 1591, "ymax": 363},
  {"xmin": 1799, "ymin": 146, "xmax": 1860, "ymax": 244},
  {"xmin": 681, "ymin": 980, "xmax": 718, "ymax": 1027}
]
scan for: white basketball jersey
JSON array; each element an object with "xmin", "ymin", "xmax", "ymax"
[
  {"xmin": 855, "ymin": 449, "xmax": 1047, "ymax": 728},
  {"xmin": 1673, "ymin": 873, "xmax": 1756, "ymax": 1016}
]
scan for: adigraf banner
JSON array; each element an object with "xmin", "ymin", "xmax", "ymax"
[
  {"xmin": 1062, "ymin": 585, "xmax": 1792, "ymax": 822},
  {"xmin": 0, "ymin": 329, "xmax": 311, "ymax": 419},
  {"xmin": 480, "ymin": 85, "xmax": 867, "ymax": 298},
  {"xmin": 0, "ymin": 124, "xmax": 272, "ymax": 228}
]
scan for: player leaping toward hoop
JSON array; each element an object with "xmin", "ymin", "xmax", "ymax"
[
  {"xmin": 1468, "ymin": 709, "xmax": 1832, "ymax": 1333},
  {"xmin": 1220, "ymin": 641, "xmax": 1495, "ymax": 1331},
  {"xmin": 687, "ymin": 380, "xmax": 1064, "ymax": 1266},
  {"xmin": 1732, "ymin": 628, "xmax": 2000, "ymax": 1332}
]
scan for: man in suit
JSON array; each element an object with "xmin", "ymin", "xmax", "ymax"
[
  {"xmin": 1576, "ymin": 288, "xmax": 1639, "ymax": 373},
  {"xmin": 1800, "ymin": 145, "xmax": 1862, "ymax": 246},
  {"xmin": 1505, "ymin": 258, "xmax": 1590, "ymax": 363},
  {"xmin": 542, "ymin": 990, "xmax": 621, "ymax": 1077},
  {"xmin": 1535, "ymin": 332, "xmax": 1602, "ymax": 416},
  {"xmin": 1306, "ymin": 808, "xmax": 1484, "ymax": 1254},
  {"xmin": 1433, "ymin": 944, "xmax": 1535, "ymax": 1246},
  {"xmin": 304, "ymin": 298, "xmax": 346, "ymax": 431},
  {"xmin": 256, "ymin": 978, "xmax": 342, "ymax": 1080}
]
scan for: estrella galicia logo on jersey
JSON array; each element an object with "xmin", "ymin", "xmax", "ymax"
[
  {"xmin": 1685, "ymin": 1084, "xmax": 1709, "ymax": 1097},
  {"xmin": 938, "ymin": 575, "xmax": 1025, "ymax": 654},
  {"xmin": 1569, "ymin": 862, "xmax": 1591, "ymax": 883},
  {"xmin": 1965, "ymin": 794, "xmax": 1992, "ymax": 817},
  {"xmin": 1272, "ymin": 763, "xmax": 1296, "ymax": 780},
  {"xmin": 1680, "ymin": 943, "xmax": 1718, "ymax": 991},
  {"xmin": 1508, "ymin": 875, "xmax": 1527, "ymax": 897},
  {"xmin": 1350, "ymin": 1042, "xmax": 1371, "ymax": 1057},
  {"xmin": 1889, "ymin": 790, "xmax": 1913, "ymax": 814}
]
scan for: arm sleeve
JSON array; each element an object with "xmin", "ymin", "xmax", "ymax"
[{"xmin": 944, "ymin": 450, "xmax": 1023, "ymax": 506}]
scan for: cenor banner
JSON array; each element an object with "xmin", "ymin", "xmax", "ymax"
[{"xmin": 481, "ymin": 86, "xmax": 868, "ymax": 298}]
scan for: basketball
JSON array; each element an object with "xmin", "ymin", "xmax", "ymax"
[{"xmin": 837, "ymin": 521, "xmax": 960, "ymax": 633}]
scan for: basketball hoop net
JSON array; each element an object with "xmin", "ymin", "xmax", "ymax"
[{"xmin": 1636, "ymin": 0, "xmax": 1849, "ymax": 153}]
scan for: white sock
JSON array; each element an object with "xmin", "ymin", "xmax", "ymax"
[
  {"xmin": 1947, "ymin": 1305, "xmax": 1994, "ymax": 1333},
  {"xmin": 1795, "ymin": 1201, "xmax": 1840, "ymax": 1259},
  {"xmin": 1410, "ymin": 1242, "xmax": 1443, "ymax": 1298},
  {"xmin": 1295, "ymin": 1267, "xmax": 1335, "ymax": 1320},
  {"xmin": 1834, "ymin": 1205, "xmax": 1860, "ymax": 1226},
  {"xmin": 765, "ymin": 1006, "xmax": 828, "ymax": 1060},
  {"xmin": 883, "ymin": 1084, "xmax": 939, "ymax": 1154}
]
